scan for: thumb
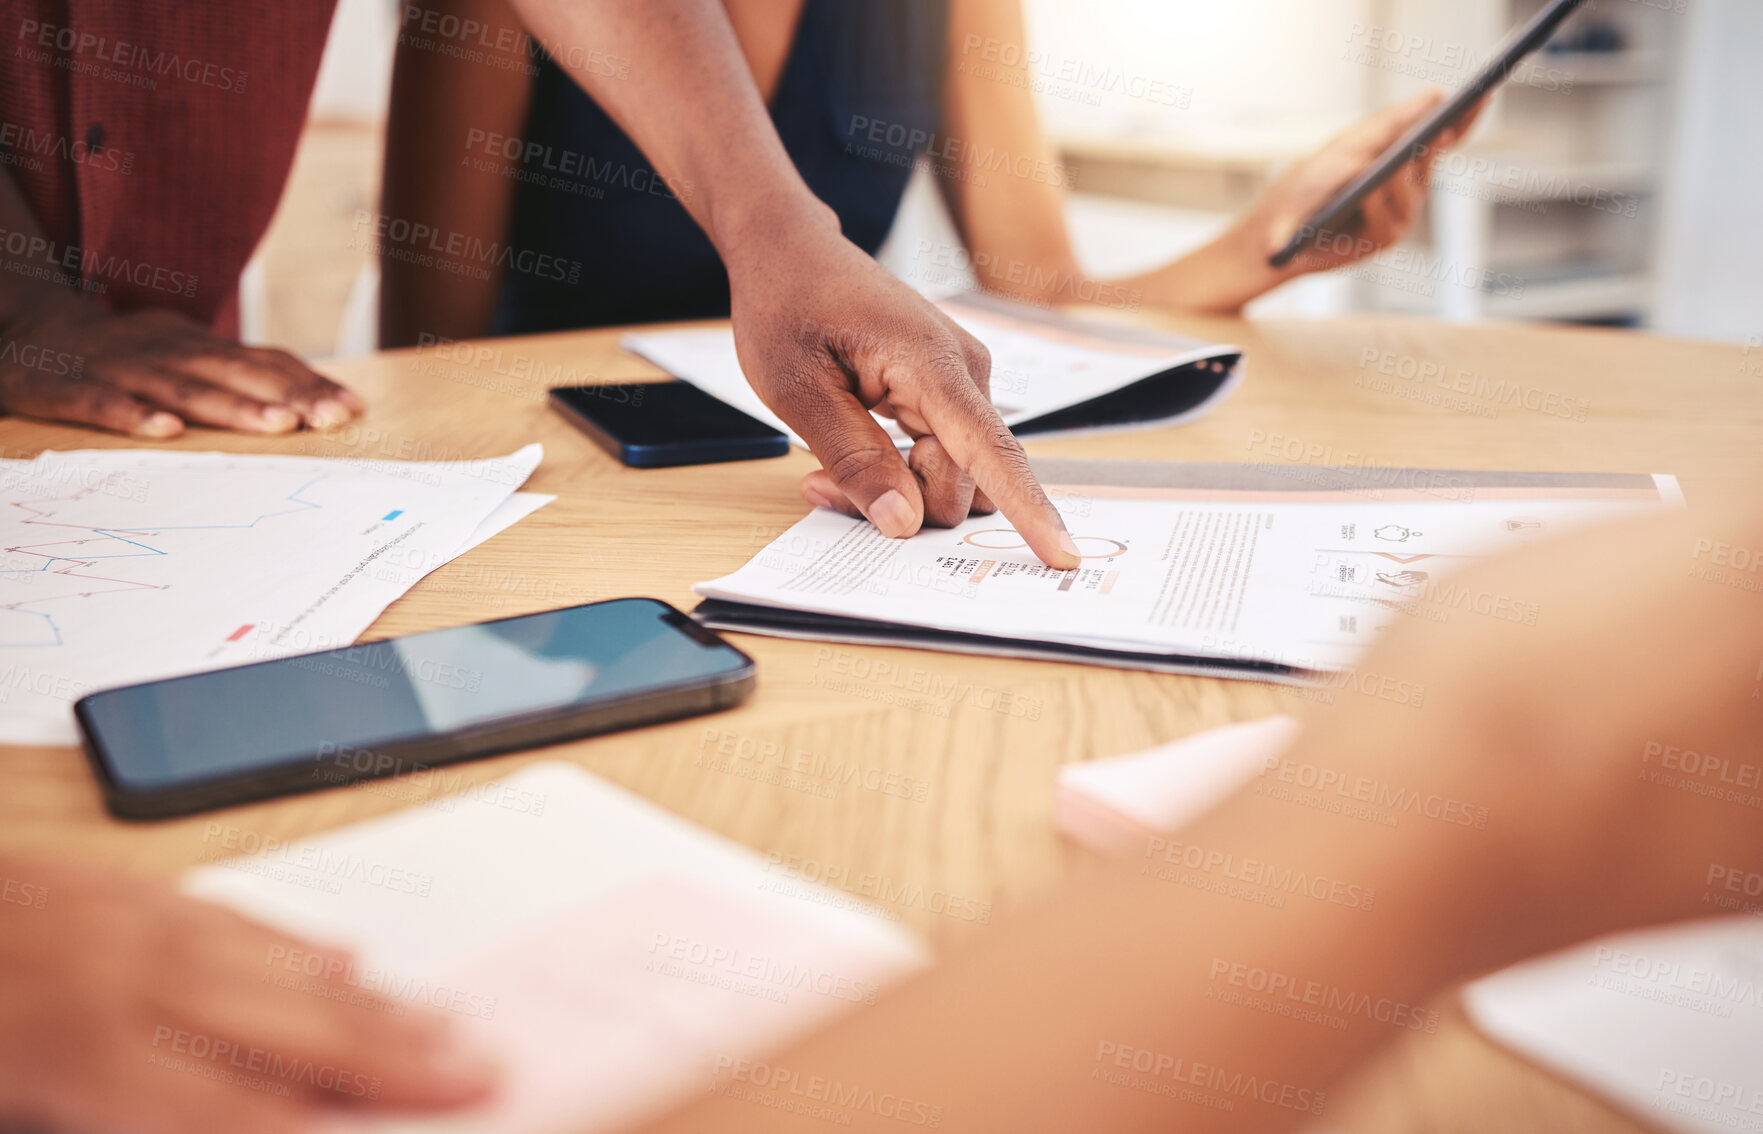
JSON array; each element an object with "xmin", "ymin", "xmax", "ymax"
[
  {"xmin": 1357, "ymin": 89, "xmax": 1445, "ymax": 149},
  {"xmin": 796, "ymin": 385, "xmax": 925, "ymax": 538}
]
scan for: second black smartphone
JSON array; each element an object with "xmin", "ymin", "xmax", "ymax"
[{"xmin": 550, "ymin": 381, "xmax": 789, "ymax": 467}]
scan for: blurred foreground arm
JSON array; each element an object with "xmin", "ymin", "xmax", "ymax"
[
  {"xmin": 0, "ymin": 859, "xmax": 497, "ymax": 1133},
  {"xmin": 632, "ymin": 497, "xmax": 1763, "ymax": 1133}
]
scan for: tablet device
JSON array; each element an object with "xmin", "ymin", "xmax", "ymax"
[{"xmin": 1268, "ymin": 0, "xmax": 1590, "ymax": 269}]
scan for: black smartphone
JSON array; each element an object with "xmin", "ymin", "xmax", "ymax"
[
  {"xmin": 550, "ymin": 381, "xmax": 789, "ymax": 468},
  {"xmin": 75, "ymin": 598, "xmax": 755, "ymax": 819},
  {"xmin": 1269, "ymin": 0, "xmax": 1589, "ymax": 268}
]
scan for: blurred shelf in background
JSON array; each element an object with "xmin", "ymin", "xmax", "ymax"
[{"xmin": 1367, "ymin": 0, "xmax": 1686, "ymax": 326}]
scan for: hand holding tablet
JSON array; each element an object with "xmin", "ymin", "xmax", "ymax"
[
  {"xmin": 1267, "ymin": 0, "xmax": 1591, "ymax": 269},
  {"xmin": 1247, "ymin": 89, "xmax": 1489, "ymax": 278}
]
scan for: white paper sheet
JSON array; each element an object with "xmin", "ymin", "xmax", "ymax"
[
  {"xmin": 184, "ymin": 762, "xmax": 927, "ymax": 1134},
  {"xmin": 623, "ymin": 297, "xmax": 1240, "ymax": 448},
  {"xmin": 1466, "ymin": 919, "xmax": 1763, "ymax": 1134},
  {"xmin": 695, "ymin": 486, "xmax": 1672, "ymax": 674},
  {"xmin": 0, "ymin": 446, "xmax": 545, "ymax": 745},
  {"xmin": 459, "ymin": 493, "xmax": 555, "ymax": 555},
  {"xmin": 1054, "ymin": 719, "xmax": 1763, "ymax": 1134}
]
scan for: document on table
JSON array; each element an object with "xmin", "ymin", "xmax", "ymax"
[
  {"xmin": 0, "ymin": 446, "xmax": 549, "ymax": 745},
  {"xmin": 184, "ymin": 762, "xmax": 927, "ymax": 1134},
  {"xmin": 623, "ymin": 292, "xmax": 1243, "ymax": 447},
  {"xmin": 695, "ymin": 461, "xmax": 1681, "ymax": 680},
  {"xmin": 1466, "ymin": 918, "xmax": 1763, "ymax": 1134}
]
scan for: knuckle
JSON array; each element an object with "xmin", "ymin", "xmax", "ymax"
[
  {"xmin": 825, "ymin": 444, "xmax": 900, "ymax": 488},
  {"xmin": 959, "ymin": 335, "xmax": 992, "ymax": 383},
  {"xmin": 922, "ymin": 500, "xmax": 968, "ymax": 529},
  {"xmin": 163, "ymin": 375, "xmax": 214, "ymax": 403},
  {"xmin": 247, "ymin": 347, "xmax": 314, "ymax": 380},
  {"xmin": 910, "ymin": 436, "xmax": 960, "ymax": 480},
  {"xmin": 76, "ymin": 385, "xmax": 128, "ymax": 419},
  {"xmin": 982, "ymin": 418, "xmax": 1022, "ymax": 458},
  {"xmin": 924, "ymin": 342, "xmax": 972, "ymax": 384},
  {"xmin": 917, "ymin": 465, "xmax": 973, "ymax": 527}
]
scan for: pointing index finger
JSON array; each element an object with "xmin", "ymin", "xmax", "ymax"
[{"xmin": 920, "ymin": 374, "xmax": 1079, "ymax": 570}]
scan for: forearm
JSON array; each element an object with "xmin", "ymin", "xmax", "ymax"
[
  {"xmin": 380, "ymin": 0, "xmax": 534, "ymax": 346},
  {"xmin": 964, "ymin": 242, "xmax": 1272, "ymax": 317},
  {"xmin": 499, "ymin": 0, "xmax": 834, "ymax": 257},
  {"xmin": 950, "ymin": 184, "xmax": 1299, "ymax": 315},
  {"xmin": 1114, "ymin": 225, "xmax": 1297, "ymax": 315},
  {"xmin": 635, "ymin": 737, "xmax": 1490, "ymax": 1134}
]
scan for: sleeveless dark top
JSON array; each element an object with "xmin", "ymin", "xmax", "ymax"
[{"xmin": 492, "ymin": 0, "xmax": 948, "ymax": 335}]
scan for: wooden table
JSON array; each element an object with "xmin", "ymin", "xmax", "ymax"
[{"xmin": 4, "ymin": 312, "xmax": 1758, "ymax": 1133}]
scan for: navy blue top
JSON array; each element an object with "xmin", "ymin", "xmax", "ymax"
[{"xmin": 493, "ymin": 0, "xmax": 949, "ymax": 335}]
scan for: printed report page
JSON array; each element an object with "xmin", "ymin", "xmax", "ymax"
[{"xmin": 696, "ymin": 488, "xmax": 1659, "ymax": 672}]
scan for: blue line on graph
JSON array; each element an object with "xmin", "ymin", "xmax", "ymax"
[
  {"xmin": 95, "ymin": 475, "xmax": 328, "ymax": 533},
  {"xmin": 0, "ymin": 608, "xmax": 62, "ymax": 647},
  {"xmin": 0, "ymin": 529, "xmax": 170, "ymax": 576},
  {"xmin": 0, "ymin": 476, "xmax": 329, "ymax": 647}
]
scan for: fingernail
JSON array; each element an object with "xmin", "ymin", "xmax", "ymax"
[
  {"xmin": 803, "ymin": 486, "xmax": 835, "ymax": 511},
  {"xmin": 1058, "ymin": 532, "xmax": 1083, "ymax": 564},
  {"xmin": 259, "ymin": 406, "xmax": 299, "ymax": 433},
  {"xmin": 310, "ymin": 398, "xmax": 352, "ymax": 427},
  {"xmin": 868, "ymin": 490, "xmax": 916, "ymax": 538},
  {"xmin": 139, "ymin": 412, "xmax": 182, "ymax": 438}
]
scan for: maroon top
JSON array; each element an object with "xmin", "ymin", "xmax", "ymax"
[{"xmin": 0, "ymin": 1, "xmax": 335, "ymax": 334}]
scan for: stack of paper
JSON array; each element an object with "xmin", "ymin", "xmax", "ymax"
[
  {"xmin": 185, "ymin": 762, "xmax": 927, "ymax": 1134},
  {"xmin": 624, "ymin": 293, "xmax": 1243, "ymax": 447},
  {"xmin": 694, "ymin": 460, "xmax": 1681, "ymax": 680},
  {"xmin": 0, "ymin": 445, "xmax": 550, "ymax": 745}
]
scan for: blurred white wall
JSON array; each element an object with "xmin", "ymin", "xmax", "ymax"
[
  {"xmin": 308, "ymin": 0, "xmax": 1380, "ymax": 137},
  {"xmin": 1651, "ymin": 0, "xmax": 1763, "ymax": 344},
  {"xmin": 1020, "ymin": 0, "xmax": 1374, "ymax": 142},
  {"xmin": 310, "ymin": 0, "xmax": 397, "ymax": 122}
]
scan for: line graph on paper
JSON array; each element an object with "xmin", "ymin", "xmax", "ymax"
[
  {"xmin": 0, "ymin": 444, "xmax": 543, "ymax": 746},
  {"xmin": 0, "ymin": 465, "xmax": 337, "ymax": 649}
]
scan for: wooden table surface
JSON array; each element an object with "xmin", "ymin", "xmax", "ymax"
[{"xmin": 4, "ymin": 311, "xmax": 1758, "ymax": 1133}]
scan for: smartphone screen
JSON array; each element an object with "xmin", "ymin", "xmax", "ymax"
[
  {"xmin": 78, "ymin": 598, "xmax": 751, "ymax": 798},
  {"xmin": 550, "ymin": 382, "xmax": 788, "ymax": 467}
]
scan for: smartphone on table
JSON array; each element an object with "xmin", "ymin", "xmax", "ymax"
[
  {"xmin": 550, "ymin": 381, "xmax": 789, "ymax": 468},
  {"xmin": 76, "ymin": 598, "xmax": 754, "ymax": 819}
]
